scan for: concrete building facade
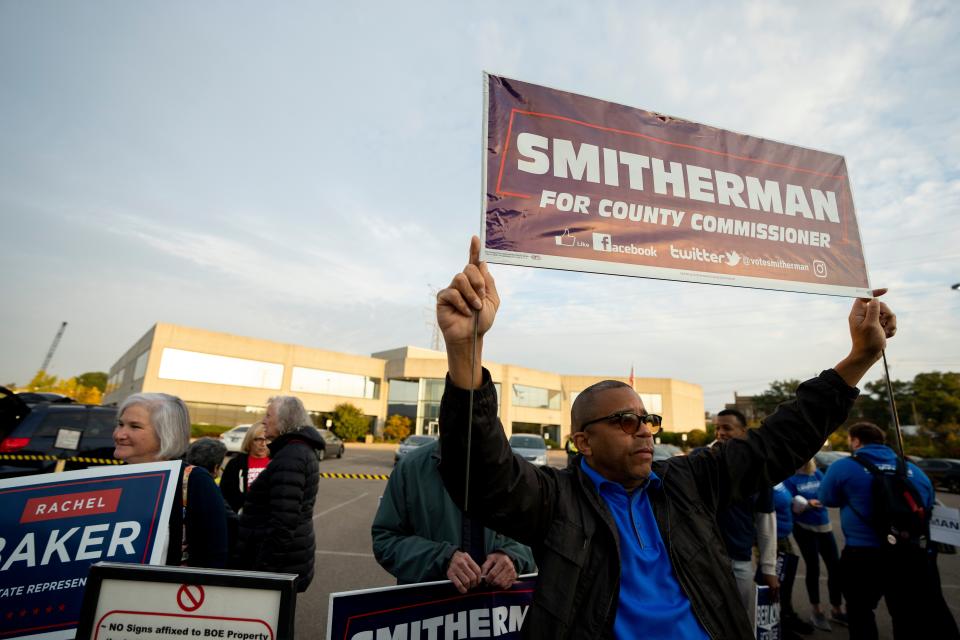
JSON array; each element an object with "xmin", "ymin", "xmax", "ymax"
[{"xmin": 104, "ymin": 323, "xmax": 705, "ymax": 442}]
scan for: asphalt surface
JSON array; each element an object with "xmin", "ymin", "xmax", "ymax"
[{"xmin": 301, "ymin": 446, "xmax": 960, "ymax": 639}]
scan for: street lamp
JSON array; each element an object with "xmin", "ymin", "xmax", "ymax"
[{"xmin": 952, "ymin": 283, "xmax": 960, "ymax": 291}]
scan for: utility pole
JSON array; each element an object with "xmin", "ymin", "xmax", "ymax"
[{"xmin": 40, "ymin": 321, "xmax": 68, "ymax": 373}]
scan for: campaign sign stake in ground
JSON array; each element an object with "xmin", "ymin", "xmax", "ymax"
[{"xmin": 481, "ymin": 73, "xmax": 871, "ymax": 298}]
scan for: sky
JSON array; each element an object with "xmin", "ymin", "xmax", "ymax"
[{"xmin": 1, "ymin": 0, "xmax": 958, "ymax": 413}]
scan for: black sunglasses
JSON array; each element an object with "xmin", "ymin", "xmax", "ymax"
[{"xmin": 581, "ymin": 411, "xmax": 662, "ymax": 436}]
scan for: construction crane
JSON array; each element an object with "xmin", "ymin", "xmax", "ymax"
[{"xmin": 40, "ymin": 321, "xmax": 68, "ymax": 373}]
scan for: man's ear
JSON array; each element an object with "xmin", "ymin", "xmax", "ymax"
[{"xmin": 572, "ymin": 431, "xmax": 591, "ymax": 456}]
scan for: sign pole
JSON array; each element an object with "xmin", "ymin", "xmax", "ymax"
[
  {"xmin": 881, "ymin": 349, "xmax": 907, "ymax": 462},
  {"xmin": 464, "ymin": 311, "xmax": 479, "ymax": 513}
]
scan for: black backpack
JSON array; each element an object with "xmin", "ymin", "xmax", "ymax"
[{"xmin": 850, "ymin": 454, "xmax": 930, "ymax": 550}]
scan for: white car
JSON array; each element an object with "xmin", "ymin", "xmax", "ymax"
[
  {"xmin": 220, "ymin": 424, "xmax": 253, "ymax": 453},
  {"xmin": 394, "ymin": 434, "xmax": 438, "ymax": 464},
  {"xmin": 509, "ymin": 434, "xmax": 548, "ymax": 466}
]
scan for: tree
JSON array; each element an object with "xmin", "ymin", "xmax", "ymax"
[
  {"xmin": 911, "ymin": 372, "xmax": 960, "ymax": 426},
  {"xmin": 752, "ymin": 379, "xmax": 803, "ymax": 420},
  {"xmin": 850, "ymin": 378, "xmax": 913, "ymax": 428},
  {"xmin": 331, "ymin": 403, "xmax": 369, "ymax": 442},
  {"xmin": 27, "ymin": 370, "xmax": 58, "ymax": 391},
  {"xmin": 657, "ymin": 431, "xmax": 684, "ymax": 447},
  {"xmin": 383, "ymin": 414, "xmax": 412, "ymax": 442},
  {"xmin": 77, "ymin": 371, "xmax": 108, "ymax": 392},
  {"xmin": 22, "ymin": 370, "xmax": 103, "ymax": 405},
  {"xmin": 685, "ymin": 429, "xmax": 711, "ymax": 448},
  {"xmin": 752, "ymin": 370, "xmax": 959, "ymax": 457}
]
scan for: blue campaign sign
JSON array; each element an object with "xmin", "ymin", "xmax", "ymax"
[
  {"xmin": 327, "ymin": 577, "xmax": 536, "ymax": 640},
  {"xmin": 0, "ymin": 461, "xmax": 180, "ymax": 640},
  {"xmin": 756, "ymin": 585, "xmax": 782, "ymax": 640}
]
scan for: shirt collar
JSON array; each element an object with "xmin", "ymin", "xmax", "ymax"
[{"xmin": 579, "ymin": 456, "xmax": 661, "ymax": 492}]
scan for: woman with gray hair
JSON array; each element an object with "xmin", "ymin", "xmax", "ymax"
[
  {"xmin": 237, "ymin": 395, "xmax": 324, "ymax": 592},
  {"xmin": 114, "ymin": 393, "xmax": 228, "ymax": 568}
]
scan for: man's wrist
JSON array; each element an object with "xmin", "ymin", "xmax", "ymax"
[
  {"xmin": 446, "ymin": 338, "xmax": 484, "ymax": 389},
  {"xmin": 834, "ymin": 349, "xmax": 881, "ymax": 387}
]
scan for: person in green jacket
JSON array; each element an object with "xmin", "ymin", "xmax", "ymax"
[{"xmin": 372, "ymin": 440, "xmax": 536, "ymax": 593}]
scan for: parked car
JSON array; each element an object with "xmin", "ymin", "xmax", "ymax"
[
  {"xmin": 318, "ymin": 428, "xmax": 344, "ymax": 460},
  {"xmin": 394, "ymin": 434, "xmax": 438, "ymax": 464},
  {"xmin": 814, "ymin": 450, "xmax": 850, "ymax": 472},
  {"xmin": 0, "ymin": 388, "xmax": 118, "ymax": 478},
  {"xmin": 509, "ymin": 434, "xmax": 548, "ymax": 466},
  {"xmin": 653, "ymin": 443, "xmax": 684, "ymax": 461},
  {"xmin": 916, "ymin": 458, "xmax": 960, "ymax": 494},
  {"xmin": 219, "ymin": 424, "xmax": 253, "ymax": 453}
]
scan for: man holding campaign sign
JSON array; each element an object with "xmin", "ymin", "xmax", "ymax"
[{"xmin": 435, "ymin": 236, "xmax": 895, "ymax": 638}]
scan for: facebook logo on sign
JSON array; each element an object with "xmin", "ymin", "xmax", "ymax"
[{"xmin": 592, "ymin": 233, "xmax": 612, "ymax": 252}]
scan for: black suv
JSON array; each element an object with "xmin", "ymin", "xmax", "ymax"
[{"xmin": 0, "ymin": 386, "xmax": 119, "ymax": 478}]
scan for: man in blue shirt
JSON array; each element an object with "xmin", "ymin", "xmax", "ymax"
[
  {"xmin": 436, "ymin": 237, "xmax": 897, "ymax": 638},
  {"xmin": 820, "ymin": 422, "xmax": 958, "ymax": 640}
]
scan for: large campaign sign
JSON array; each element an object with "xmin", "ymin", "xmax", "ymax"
[
  {"xmin": 0, "ymin": 461, "xmax": 180, "ymax": 640},
  {"xmin": 482, "ymin": 74, "xmax": 871, "ymax": 297},
  {"xmin": 327, "ymin": 577, "xmax": 535, "ymax": 640}
]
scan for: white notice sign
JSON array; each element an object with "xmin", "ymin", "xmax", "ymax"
[
  {"xmin": 77, "ymin": 563, "xmax": 297, "ymax": 640},
  {"xmin": 931, "ymin": 504, "xmax": 960, "ymax": 547},
  {"xmin": 91, "ymin": 580, "xmax": 280, "ymax": 640}
]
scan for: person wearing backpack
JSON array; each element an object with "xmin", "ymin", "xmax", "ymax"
[{"xmin": 819, "ymin": 422, "xmax": 958, "ymax": 640}]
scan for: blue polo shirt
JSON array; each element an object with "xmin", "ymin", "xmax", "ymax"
[{"xmin": 580, "ymin": 459, "xmax": 709, "ymax": 639}]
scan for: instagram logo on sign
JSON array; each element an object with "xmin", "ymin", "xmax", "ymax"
[{"xmin": 813, "ymin": 260, "xmax": 828, "ymax": 278}]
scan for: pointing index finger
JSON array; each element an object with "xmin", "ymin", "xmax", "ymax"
[{"xmin": 470, "ymin": 235, "xmax": 481, "ymax": 267}]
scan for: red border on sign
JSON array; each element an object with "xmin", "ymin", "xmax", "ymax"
[
  {"xmin": 341, "ymin": 588, "xmax": 535, "ymax": 640},
  {"xmin": 94, "ymin": 610, "xmax": 274, "ymax": 640},
  {"xmin": 0, "ymin": 620, "xmax": 78, "ymax": 637},
  {"xmin": 493, "ymin": 108, "xmax": 852, "ymax": 242}
]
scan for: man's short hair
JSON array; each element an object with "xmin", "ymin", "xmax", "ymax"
[
  {"xmin": 571, "ymin": 380, "xmax": 632, "ymax": 430},
  {"xmin": 716, "ymin": 408, "xmax": 747, "ymax": 428},
  {"xmin": 186, "ymin": 437, "xmax": 227, "ymax": 474},
  {"xmin": 849, "ymin": 422, "xmax": 886, "ymax": 445}
]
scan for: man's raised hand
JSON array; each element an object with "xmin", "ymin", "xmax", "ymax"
[
  {"xmin": 836, "ymin": 288, "xmax": 897, "ymax": 387},
  {"xmin": 436, "ymin": 236, "xmax": 500, "ymax": 388}
]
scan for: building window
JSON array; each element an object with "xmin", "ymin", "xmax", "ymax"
[
  {"xmin": 185, "ymin": 402, "xmax": 266, "ymax": 428},
  {"xmin": 512, "ymin": 384, "xmax": 561, "ymax": 410},
  {"xmin": 158, "ymin": 348, "xmax": 283, "ymax": 389},
  {"xmin": 133, "ymin": 350, "xmax": 150, "ymax": 381},
  {"xmin": 291, "ymin": 367, "xmax": 380, "ymax": 399},
  {"xmin": 387, "ymin": 378, "xmax": 501, "ymax": 435},
  {"xmin": 640, "ymin": 393, "xmax": 663, "ymax": 415},
  {"xmin": 105, "ymin": 372, "xmax": 119, "ymax": 395}
]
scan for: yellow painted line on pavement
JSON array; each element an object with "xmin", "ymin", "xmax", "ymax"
[{"xmin": 319, "ymin": 472, "xmax": 389, "ymax": 480}]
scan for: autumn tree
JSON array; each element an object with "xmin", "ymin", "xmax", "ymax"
[
  {"xmin": 383, "ymin": 414, "xmax": 412, "ymax": 442},
  {"xmin": 23, "ymin": 370, "xmax": 103, "ymax": 405}
]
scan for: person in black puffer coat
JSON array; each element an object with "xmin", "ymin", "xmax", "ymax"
[{"xmin": 237, "ymin": 395, "xmax": 323, "ymax": 592}]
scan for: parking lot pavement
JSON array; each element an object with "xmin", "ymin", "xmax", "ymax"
[
  {"xmin": 298, "ymin": 445, "xmax": 960, "ymax": 639},
  {"xmin": 295, "ymin": 445, "xmax": 396, "ymax": 636}
]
